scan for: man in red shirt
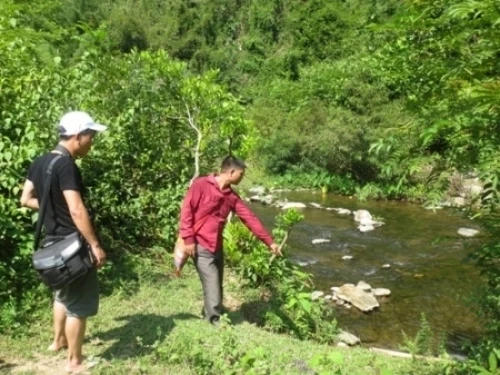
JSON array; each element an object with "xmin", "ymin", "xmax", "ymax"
[{"xmin": 180, "ymin": 156, "xmax": 281, "ymax": 325}]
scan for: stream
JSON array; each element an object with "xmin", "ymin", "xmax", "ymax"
[{"xmin": 249, "ymin": 191, "xmax": 485, "ymax": 352}]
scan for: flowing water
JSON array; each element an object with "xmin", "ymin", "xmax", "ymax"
[{"xmin": 249, "ymin": 191, "xmax": 485, "ymax": 352}]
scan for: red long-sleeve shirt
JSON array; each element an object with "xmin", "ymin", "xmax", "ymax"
[{"xmin": 179, "ymin": 175, "xmax": 274, "ymax": 252}]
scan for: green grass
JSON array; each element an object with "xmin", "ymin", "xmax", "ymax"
[{"xmin": 0, "ymin": 262, "xmax": 445, "ymax": 375}]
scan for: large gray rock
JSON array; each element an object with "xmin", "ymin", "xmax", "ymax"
[
  {"xmin": 337, "ymin": 284, "xmax": 380, "ymax": 312},
  {"xmin": 337, "ymin": 330, "xmax": 361, "ymax": 346},
  {"xmin": 281, "ymin": 202, "xmax": 307, "ymax": 210},
  {"xmin": 354, "ymin": 210, "xmax": 372, "ymax": 222},
  {"xmin": 458, "ymin": 228, "xmax": 480, "ymax": 237}
]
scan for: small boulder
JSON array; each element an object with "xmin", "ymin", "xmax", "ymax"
[
  {"xmin": 337, "ymin": 342, "xmax": 348, "ymax": 348},
  {"xmin": 337, "ymin": 208, "xmax": 352, "ymax": 215},
  {"xmin": 458, "ymin": 228, "xmax": 480, "ymax": 237},
  {"xmin": 309, "ymin": 203, "xmax": 323, "ymax": 209},
  {"xmin": 324, "ymin": 295, "xmax": 332, "ymax": 300},
  {"xmin": 249, "ymin": 195, "xmax": 261, "ymax": 202},
  {"xmin": 372, "ymin": 288, "xmax": 391, "ymax": 297},
  {"xmin": 311, "ymin": 291, "xmax": 325, "ymax": 301},
  {"xmin": 282, "ymin": 202, "xmax": 307, "ymax": 210},
  {"xmin": 260, "ymin": 195, "xmax": 274, "ymax": 205},
  {"xmin": 358, "ymin": 224, "xmax": 375, "ymax": 233},
  {"xmin": 360, "ymin": 218, "xmax": 384, "ymax": 227},
  {"xmin": 312, "ymin": 238, "xmax": 330, "ymax": 245},
  {"xmin": 342, "ymin": 255, "xmax": 353, "ymax": 261},
  {"xmin": 354, "ymin": 210, "xmax": 372, "ymax": 222},
  {"xmin": 331, "ymin": 287, "xmax": 340, "ymax": 293},
  {"xmin": 381, "ymin": 264, "xmax": 391, "ymax": 269},
  {"xmin": 337, "ymin": 330, "xmax": 361, "ymax": 346},
  {"xmin": 451, "ymin": 197, "xmax": 466, "ymax": 207},
  {"xmin": 356, "ymin": 281, "xmax": 372, "ymax": 292}
]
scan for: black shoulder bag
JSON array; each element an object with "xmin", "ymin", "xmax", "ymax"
[{"xmin": 32, "ymin": 152, "xmax": 93, "ymax": 290}]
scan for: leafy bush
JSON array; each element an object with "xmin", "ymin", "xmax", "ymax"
[
  {"xmin": 0, "ymin": 14, "xmax": 254, "ymax": 331},
  {"xmin": 224, "ymin": 209, "xmax": 337, "ymax": 343}
]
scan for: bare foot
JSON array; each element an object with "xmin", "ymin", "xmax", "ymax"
[
  {"xmin": 48, "ymin": 340, "xmax": 68, "ymax": 351},
  {"xmin": 66, "ymin": 357, "xmax": 98, "ymax": 374}
]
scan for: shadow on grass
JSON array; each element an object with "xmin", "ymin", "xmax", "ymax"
[
  {"xmin": 96, "ymin": 313, "xmax": 198, "ymax": 360},
  {"xmin": 229, "ymin": 296, "xmax": 301, "ymax": 334},
  {"xmin": 0, "ymin": 359, "xmax": 15, "ymax": 373}
]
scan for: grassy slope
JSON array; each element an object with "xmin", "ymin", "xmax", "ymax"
[{"xmin": 0, "ymin": 263, "xmax": 442, "ymax": 375}]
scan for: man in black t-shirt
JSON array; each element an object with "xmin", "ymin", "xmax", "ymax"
[{"xmin": 21, "ymin": 111, "xmax": 107, "ymax": 373}]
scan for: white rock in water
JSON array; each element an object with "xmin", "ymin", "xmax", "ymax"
[
  {"xmin": 260, "ymin": 195, "xmax": 274, "ymax": 205},
  {"xmin": 337, "ymin": 342, "xmax": 348, "ymax": 348},
  {"xmin": 458, "ymin": 228, "xmax": 480, "ymax": 237},
  {"xmin": 342, "ymin": 255, "xmax": 353, "ymax": 261},
  {"xmin": 310, "ymin": 203, "xmax": 323, "ymax": 209},
  {"xmin": 354, "ymin": 210, "xmax": 372, "ymax": 222},
  {"xmin": 281, "ymin": 202, "xmax": 307, "ymax": 210},
  {"xmin": 249, "ymin": 186, "xmax": 266, "ymax": 195},
  {"xmin": 356, "ymin": 281, "xmax": 372, "ymax": 292},
  {"xmin": 381, "ymin": 264, "xmax": 391, "ymax": 269},
  {"xmin": 358, "ymin": 224, "xmax": 375, "ymax": 233},
  {"xmin": 360, "ymin": 218, "xmax": 384, "ymax": 227},
  {"xmin": 312, "ymin": 238, "xmax": 330, "ymax": 245},
  {"xmin": 338, "ymin": 330, "xmax": 361, "ymax": 346},
  {"xmin": 331, "ymin": 287, "xmax": 340, "ymax": 293},
  {"xmin": 452, "ymin": 197, "xmax": 466, "ymax": 207},
  {"xmin": 324, "ymin": 295, "xmax": 332, "ymax": 300},
  {"xmin": 373, "ymin": 288, "xmax": 391, "ymax": 297},
  {"xmin": 425, "ymin": 205, "xmax": 443, "ymax": 210},
  {"xmin": 337, "ymin": 208, "xmax": 352, "ymax": 215},
  {"xmin": 336, "ymin": 299, "xmax": 345, "ymax": 306},
  {"xmin": 311, "ymin": 291, "xmax": 325, "ymax": 301},
  {"xmin": 249, "ymin": 195, "xmax": 261, "ymax": 202},
  {"xmin": 331, "ymin": 294, "xmax": 338, "ymax": 301},
  {"xmin": 325, "ymin": 207, "xmax": 336, "ymax": 211}
]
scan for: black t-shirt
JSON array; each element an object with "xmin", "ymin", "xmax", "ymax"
[{"xmin": 28, "ymin": 153, "xmax": 85, "ymax": 236}]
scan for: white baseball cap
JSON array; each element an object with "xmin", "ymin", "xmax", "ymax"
[{"xmin": 58, "ymin": 111, "xmax": 108, "ymax": 136}]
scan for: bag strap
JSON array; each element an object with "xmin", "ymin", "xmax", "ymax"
[{"xmin": 33, "ymin": 155, "xmax": 62, "ymax": 251}]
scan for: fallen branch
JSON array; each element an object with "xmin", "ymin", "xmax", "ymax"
[{"xmin": 369, "ymin": 347, "xmax": 457, "ymax": 362}]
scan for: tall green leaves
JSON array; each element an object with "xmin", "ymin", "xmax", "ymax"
[
  {"xmin": 0, "ymin": 12, "xmax": 255, "ymax": 329},
  {"xmin": 376, "ymin": 0, "xmax": 500, "ymax": 208}
]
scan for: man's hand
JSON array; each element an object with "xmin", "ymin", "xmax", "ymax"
[
  {"xmin": 270, "ymin": 243, "xmax": 282, "ymax": 257},
  {"xmin": 184, "ymin": 243, "xmax": 196, "ymax": 257},
  {"xmin": 91, "ymin": 244, "xmax": 107, "ymax": 268}
]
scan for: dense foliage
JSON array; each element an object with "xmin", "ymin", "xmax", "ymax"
[
  {"xmin": 0, "ymin": 0, "xmax": 254, "ymax": 329},
  {"xmin": 1, "ymin": 0, "xmax": 500, "ymax": 371}
]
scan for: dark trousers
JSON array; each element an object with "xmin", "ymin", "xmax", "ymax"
[{"xmin": 193, "ymin": 245, "xmax": 224, "ymax": 323}]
